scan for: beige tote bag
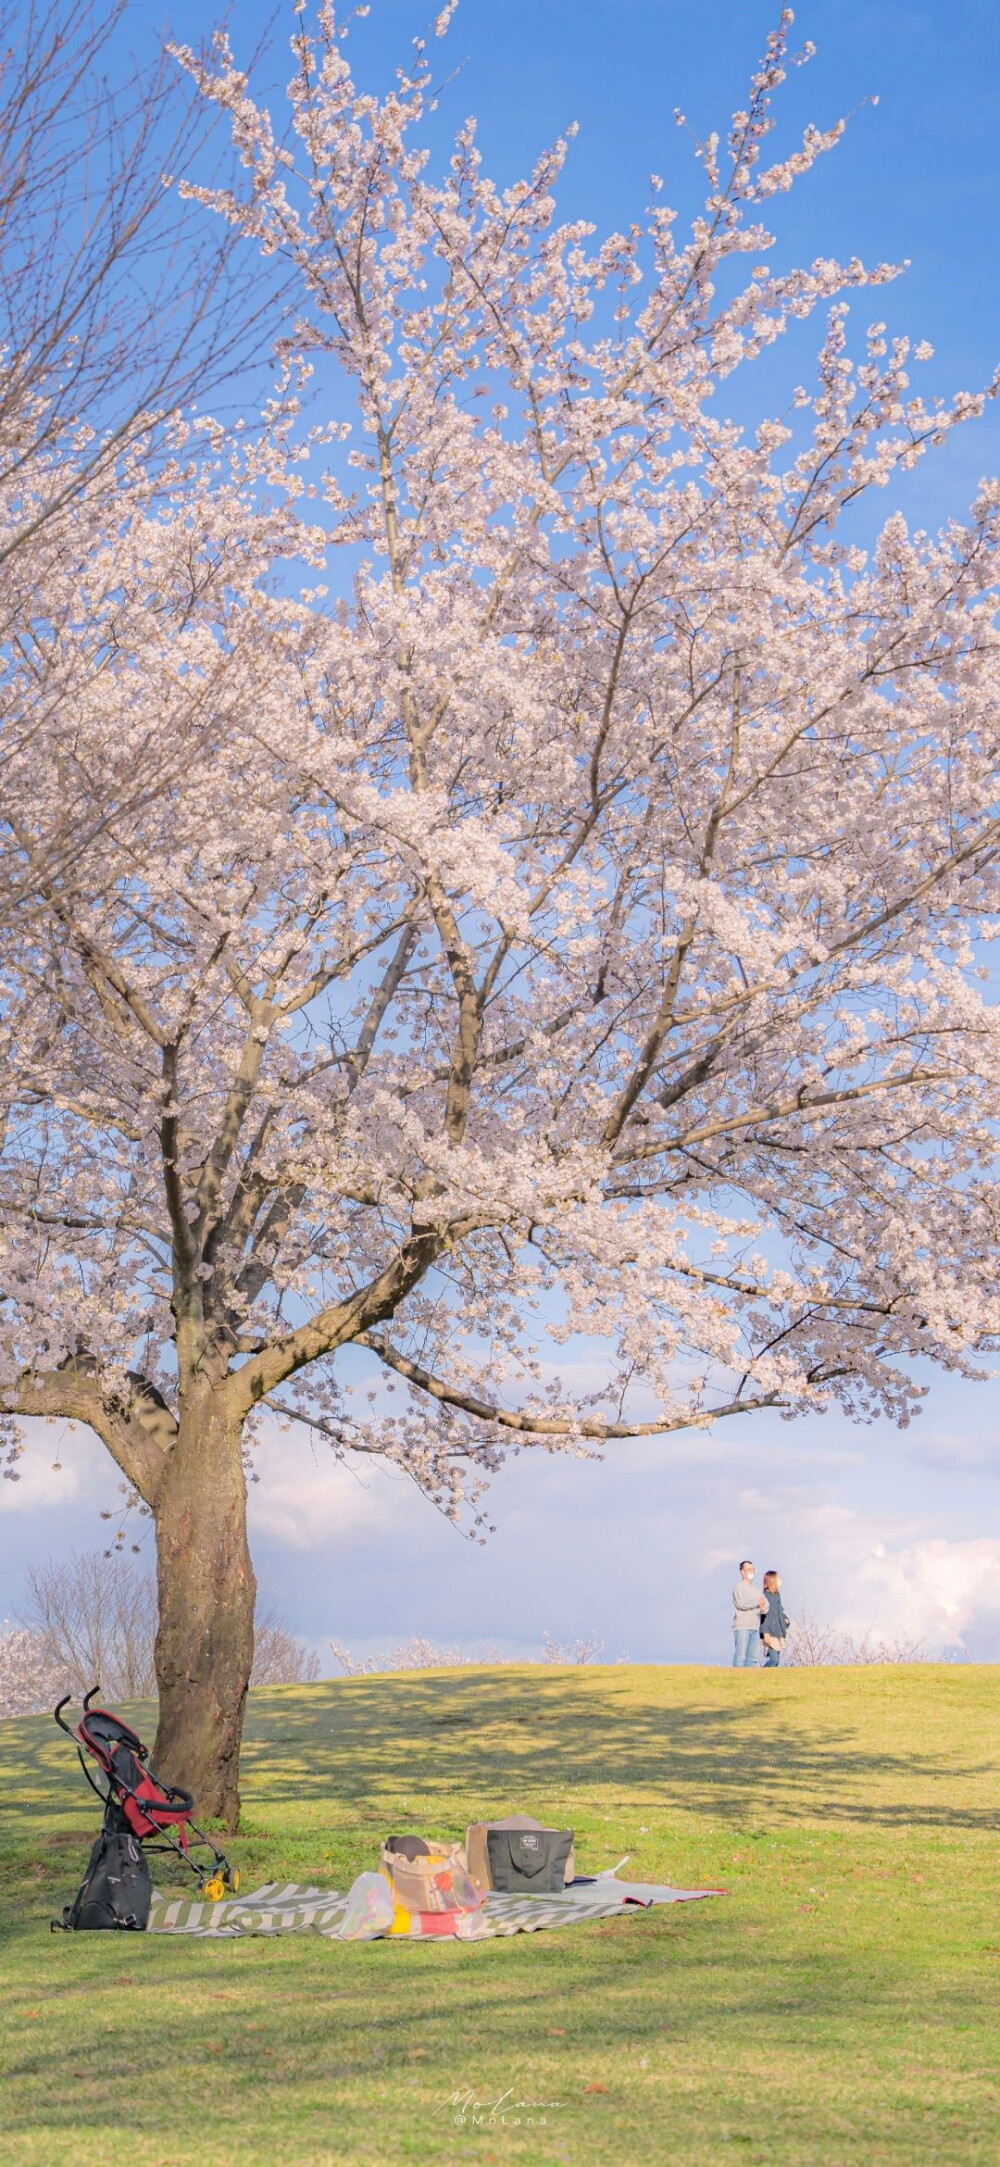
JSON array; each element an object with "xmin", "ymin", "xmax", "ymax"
[{"xmin": 379, "ymin": 1835, "xmax": 481, "ymax": 1914}]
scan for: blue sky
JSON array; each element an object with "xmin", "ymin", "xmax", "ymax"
[{"xmin": 4, "ymin": 0, "xmax": 1000, "ymax": 1666}]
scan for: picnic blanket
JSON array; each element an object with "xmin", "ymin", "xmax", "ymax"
[{"xmin": 148, "ymin": 1877, "xmax": 718, "ymax": 1940}]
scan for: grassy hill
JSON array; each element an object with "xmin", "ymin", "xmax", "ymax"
[{"xmin": 1, "ymin": 1662, "xmax": 998, "ymax": 2166}]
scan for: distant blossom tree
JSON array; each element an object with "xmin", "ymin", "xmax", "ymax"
[
  {"xmin": 326, "ymin": 1631, "xmax": 604, "ymax": 1672},
  {"xmin": 2, "ymin": 7, "xmax": 1000, "ymax": 1823},
  {"xmin": 1, "ymin": 1554, "xmax": 318, "ymax": 1711},
  {"xmin": 251, "ymin": 1610, "xmax": 322, "ymax": 1687},
  {"xmin": 785, "ymin": 1614, "xmax": 927, "ymax": 1665},
  {"xmin": 23, "ymin": 1550, "xmax": 159, "ymax": 1702},
  {"xmin": 0, "ymin": 1624, "xmax": 65, "ymax": 1719}
]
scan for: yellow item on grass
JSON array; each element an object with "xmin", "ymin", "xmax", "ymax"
[
  {"xmin": 387, "ymin": 1903, "xmax": 412, "ymax": 1935},
  {"xmin": 203, "ymin": 1876, "xmax": 226, "ymax": 1902}
]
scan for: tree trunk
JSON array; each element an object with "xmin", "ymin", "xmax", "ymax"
[{"xmin": 151, "ymin": 1389, "xmax": 255, "ymax": 1832}]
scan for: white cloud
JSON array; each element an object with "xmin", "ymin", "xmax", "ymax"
[
  {"xmin": 905, "ymin": 1430, "xmax": 1000, "ymax": 1475},
  {"xmin": 248, "ymin": 1433, "xmax": 418, "ymax": 1551},
  {"xmin": 855, "ymin": 1537, "xmax": 1000, "ymax": 1648},
  {"xmin": 0, "ymin": 1419, "xmax": 109, "ymax": 1513}
]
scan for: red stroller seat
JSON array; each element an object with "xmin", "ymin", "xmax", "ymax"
[
  {"xmin": 55, "ymin": 1688, "xmax": 238, "ymax": 1899},
  {"xmin": 77, "ymin": 1706, "xmax": 196, "ymax": 1845}
]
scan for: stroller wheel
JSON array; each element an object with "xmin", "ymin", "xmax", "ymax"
[
  {"xmin": 203, "ymin": 1875, "xmax": 226, "ymax": 1902},
  {"xmin": 229, "ymin": 1867, "xmax": 241, "ymax": 1894}
]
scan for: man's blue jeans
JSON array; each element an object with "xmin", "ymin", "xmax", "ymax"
[{"xmin": 733, "ymin": 1628, "xmax": 759, "ymax": 1667}]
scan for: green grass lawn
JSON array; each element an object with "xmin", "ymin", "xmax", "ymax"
[{"xmin": 1, "ymin": 1663, "xmax": 999, "ymax": 2166}]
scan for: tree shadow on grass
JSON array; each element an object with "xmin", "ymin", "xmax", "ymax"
[
  {"xmin": 2, "ymin": 1668, "xmax": 997, "ymax": 1858},
  {"xmin": 236, "ymin": 1667, "xmax": 1000, "ymax": 1833}
]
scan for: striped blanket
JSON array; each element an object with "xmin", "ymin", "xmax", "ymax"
[{"xmin": 148, "ymin": 1878, "xmax": 717, "ymax": 1940}]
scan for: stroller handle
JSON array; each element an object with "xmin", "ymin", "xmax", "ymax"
[
  {"xmin": 53, "ymin": 1682, "xmax": 102, "ymax": 1736},
  {"xmin": 163, "ymin": 1784, "xmax": 196, "ymax": 1814},
  {"xmin": 53, "ymin": 1694, "xmax": 75, "ymax": 1736}
]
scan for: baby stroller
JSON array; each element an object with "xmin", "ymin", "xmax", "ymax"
[{"xmin": 53, "ymin": 1687, "xmax": 239, "ymax": 1927}]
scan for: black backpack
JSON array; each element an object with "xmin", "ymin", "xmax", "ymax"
[
  {"xmin": 485, "ymin": 1825, "xmax": 574, "ymax": 1895},
  {"xmin": 57, "ymin": 1828, "xmax": 152, "ymax": 1931}
]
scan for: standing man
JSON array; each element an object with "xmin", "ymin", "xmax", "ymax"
[{"xmin": 732, "ymin": 1559, "xmax": 766, "ymax": 1667}]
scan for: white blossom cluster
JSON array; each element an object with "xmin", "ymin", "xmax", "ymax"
[{"xmin": 0, "ymin": 1627, "xmax": 65, "ymax": 1720}]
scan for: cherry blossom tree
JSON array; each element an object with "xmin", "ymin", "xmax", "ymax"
[{"xmin": 3, "ymin": 7, "xmax": 1000, "ymax": 1824}]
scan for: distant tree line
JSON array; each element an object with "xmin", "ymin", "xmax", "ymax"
[{"xmin": 0, "ymin": 1550, "xmax": 318, "ymax": 1715}]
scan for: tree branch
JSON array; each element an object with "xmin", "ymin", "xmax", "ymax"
[
  {"xmin": 358, "ymin": 1332, "xmax": 782, "ymax": 1438},
  {"xmin": 228, "ymin": 1220, "xmax": 462, "ymax": 1411},
  {"xmin": 1, "ymin": 1355, "xmax": 175, "ymax": 1505}
]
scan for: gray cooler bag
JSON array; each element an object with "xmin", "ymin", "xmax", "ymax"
[
  {"xmin": 467, "ymin": 1813, "xmax": 576, "ymax": 1892},
  {"xmin": 482, "ymin": 1823, "xmax": 574, "ymax": 1895}
]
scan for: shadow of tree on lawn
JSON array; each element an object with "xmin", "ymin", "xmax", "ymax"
[
  {"xmin": 235, "ymin": 1665, "xmax": 1000, "ymax": 1833},
  {"xmin": 2, "ymin": 1667, "xmax": 997, "ymax": 1851}
]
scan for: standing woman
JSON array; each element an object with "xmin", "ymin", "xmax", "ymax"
[{"xmin": 760, "ymin": 1572, "xmax": 792, "ymax": 1667}]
